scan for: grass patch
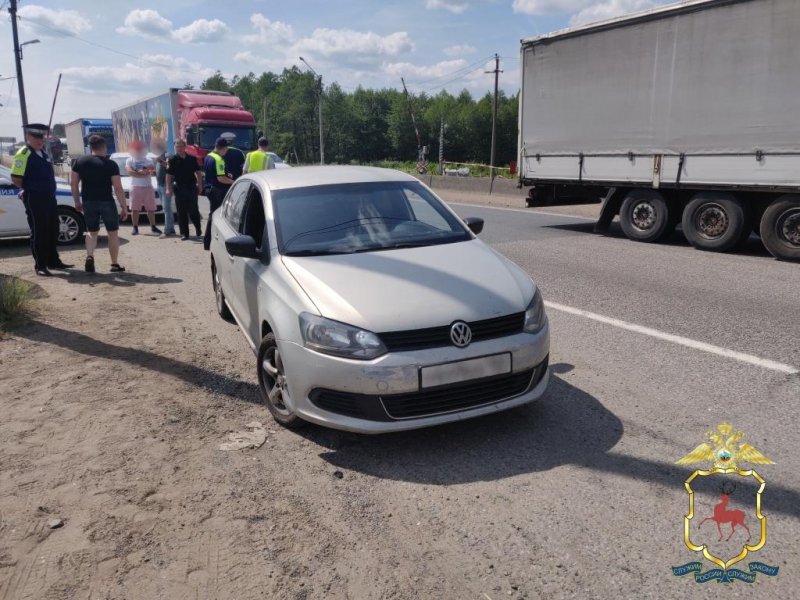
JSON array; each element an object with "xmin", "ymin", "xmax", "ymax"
[{"xmin": 0, "ymin": 276, "xmax": 35, "ymax": 331}]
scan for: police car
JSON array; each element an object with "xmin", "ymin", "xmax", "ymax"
[{"xmin": 0, "ymin": 164, "xmax": 85, "ymax": 245}]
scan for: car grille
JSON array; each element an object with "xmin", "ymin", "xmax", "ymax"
[
  {"xmin": 309, "ymin": 355, "xmax": 548, "ymax": 421},
  {"xmin": 378, "ymin": 312, "xmax": 525, "ymax": 351},
  {"xmin": 381, "ymin": 368, "xmax": 536, "ymax": 419}
]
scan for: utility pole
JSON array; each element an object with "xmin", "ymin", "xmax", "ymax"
[
  {"xmin": 317, "ymin": 77, "xmax": 324, "ymax": 165},
  {"xmin": 439, "ymin": 119, "xmax": 445, "ymax": 175},
  {"xmin": 262, "ymin": 96, "xmax": 268, "ymax": 139},
  {"xmin": 486, "ymin": 54, "xmax": 502, "ymax": 194},
  {"xmin": 299, "ymin": 57, "xmax": 324, "ymax": 165},
  {"xmin": 9, "ymin": 0, "xmax": 29, "ymax": 132}
]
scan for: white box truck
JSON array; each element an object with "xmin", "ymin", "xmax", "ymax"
[{"xmin": 518, "ymin": 0, "xmax": 800, "ymax": 261}]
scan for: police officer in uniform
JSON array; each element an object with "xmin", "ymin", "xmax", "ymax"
[
  {"xmin": 202, "ymin": 137, "xmax": 234, "ymax": 250},
  {"xmin": 11, "ymin": 123, "xmax": 72, "ymax": 276}
]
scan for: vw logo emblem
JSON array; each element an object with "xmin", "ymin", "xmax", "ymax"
[{"xmin": 450, "ymin": 321, "xmax": 472, "ymax": 347}]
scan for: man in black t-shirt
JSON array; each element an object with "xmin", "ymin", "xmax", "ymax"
[
  {"xmin": 166, "ymin": 139, "xmax": 204, "ymax": 240},
  {"xmin": 71, "ymin": 135, "xmax": 129, "ymax": 273}
]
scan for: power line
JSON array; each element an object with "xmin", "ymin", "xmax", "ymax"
[
  {"xmin": 424, "ymin": 60, "xmax": 494, "ymax": 93},
  {"xmin": 406, "ymin": 54, "xmax": 495, "ymax": 87},
  {"xmin": 16, "ymin": 15, "xmax": 212, "ymax": 75}
]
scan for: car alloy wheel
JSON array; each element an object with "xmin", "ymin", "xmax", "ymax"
[{"xmin": 257, "ymin": 332, "xmax": 303, "ymax": 428}]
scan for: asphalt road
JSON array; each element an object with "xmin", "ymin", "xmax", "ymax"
[{"xmin": 16, "ymin": 194, "xmax": 799, "ymax": 598}]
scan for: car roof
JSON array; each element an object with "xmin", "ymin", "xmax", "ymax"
[{"xmin": 245, "ymin": 166, "xmax": 419, "ymax": 191}]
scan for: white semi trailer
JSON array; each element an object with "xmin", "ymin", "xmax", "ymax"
[{"xmin": 518, "ymin": 0, "xmax": 800, "ymax": 261}]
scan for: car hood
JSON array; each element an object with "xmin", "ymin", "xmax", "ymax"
[{"xmin": 281, "ymin": 240, "xmax": 535, "ymax": 332}]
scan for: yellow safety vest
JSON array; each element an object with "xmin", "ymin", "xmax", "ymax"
[
  {"xmin": 208, "ymin": 151, "xmax": 226, "ymax": 177},
  {"xmin": 244, "ymin": 150, "xmax": 274, "ymax": 172}
]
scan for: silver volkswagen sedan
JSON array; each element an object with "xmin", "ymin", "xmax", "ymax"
[{"xmin": 209, "ymin": 166, "xmax": 550, "ymax": 433}]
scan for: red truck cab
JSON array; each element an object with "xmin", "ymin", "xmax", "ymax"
[{"xmin": 178, "ymin": 90, "xmax": 257, "ymax": 161}]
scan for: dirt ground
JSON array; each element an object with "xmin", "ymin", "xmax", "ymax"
[{"xmin": 2, "ymin": 238, "xmax": 554, "ymax": 600}]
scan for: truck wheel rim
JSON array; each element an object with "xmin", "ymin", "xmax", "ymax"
[
  {"xmin": 631, "ymin": 202, "xmax": 657, "ymax": 230},
  {"xmin": 58, "ymin": 214, "xmax": 79, "ymax": 243},
  {"xmin": 778, "ymin": 208, "xmax": 800, "ymax": 247},
  {"xmin": 695, "ymin": 203, "xmax": 728, "ymax": 239}
]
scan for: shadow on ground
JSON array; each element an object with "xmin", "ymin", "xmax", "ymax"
[
  {"xmin": 304, "ymin": 363, "xmax": 800, "ymax": 519},
  {"xmin": 542, "ymin": 222, "xmax": 773, "ymax": 259},
  {"xmin": 12, "ymin": 320, "xmax": 260, "ymax": 403}
]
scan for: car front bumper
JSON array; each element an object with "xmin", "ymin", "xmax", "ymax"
[{"xmin": 278, "ymin": 323, "xmax": 550, "ymax": 433}]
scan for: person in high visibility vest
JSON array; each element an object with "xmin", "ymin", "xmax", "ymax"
[
  {"xmin": 202, "ymin": 138, "xmax": 234, "ymax": 250},
  {"xmin": 243, "ymin": 137, "xmax": 275, "ymax": 174},
  {"xmin": 11, "ymin": 123, "xmax": 73, "ymax": 276}
]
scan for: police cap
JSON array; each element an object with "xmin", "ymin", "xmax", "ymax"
[{"xmin": 23, "ymin": 123, "xmax": 50, "ymax": 137}]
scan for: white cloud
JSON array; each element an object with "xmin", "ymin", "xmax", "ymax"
[
  {"xmin": 60, "ymin": 54, "xmax": 217, "ymax": 92},
  {"xmin": 232, "ymin": 51, "xmax": 287, "ymax": 72},
  {"xmin": 172, "ymin": 19, "xmax": 230, "ymax": 43},
  {"xmin": 116, "ymin": 9, "xmax": 172, "ymax": 37},
  {"xmin": 569, "ymin": 0, "xmax": 659, "ymax": 25},
  {"xmin": 443, "ymin": 44, "xmax": 477, "ymax": 57},
  {"xmin": 513, "ymin": 0, "xmax": 663, "ymax": 22},
  {"xmin": 384, "ymin": 59, "xmax": 468, "ymax": 80},
  {"xmin": 426, "ymin": 0, "xmax": 471, "ymax": 14},
  {"xmin": 295, "ymin": 29, "xmax": 414, "ymax": 61},
  {"xmin": 117, "ymin": 10, "xmax": 229, "ymax": 43},
  {"xmin": 244, "ymin": 14, "xmax": 295, "ymax": 46},
  {"xmin": 18, "ymin": 5, "xmax": 92, "ymax": 37}
]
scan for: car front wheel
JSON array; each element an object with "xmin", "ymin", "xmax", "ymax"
[{"xmin": 257, "ymin": 332, "xmax": 304, "ymax": 429}]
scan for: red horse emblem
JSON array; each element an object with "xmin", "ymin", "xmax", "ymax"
[{"xmin": 698, "ymin": 481, "xmax": 751, "ymax": 542}]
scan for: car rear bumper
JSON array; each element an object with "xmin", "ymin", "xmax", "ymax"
[{"xmin": 278, "ymin": 323, "xmax": 550, "ymax": 433}]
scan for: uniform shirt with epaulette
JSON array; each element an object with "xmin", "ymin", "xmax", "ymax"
[{"xmin": 11, "ymin": 145, "xmax": 57, "ymax": 195}]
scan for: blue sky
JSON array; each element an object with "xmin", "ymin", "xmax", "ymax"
[{"xmin": 0, "ymin": 0, "xmax": 671, "ymax": 138}]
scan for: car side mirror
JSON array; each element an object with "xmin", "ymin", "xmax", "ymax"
[
  {"xmin": 464, "ymin": 217, "xmax": 484, "ymax": 235},
  {"xmin": 225, "ymin": 234, "xmax": 259, "ymax": 258}
]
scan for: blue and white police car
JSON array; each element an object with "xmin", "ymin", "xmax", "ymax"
[{"xmin": 0, "ymin": 164, "xmax": 84, "ymax": 245}]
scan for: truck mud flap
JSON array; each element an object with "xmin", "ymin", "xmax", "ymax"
[{"xmin": 595, "ymin": 187, "xmax": 626, "ymax": 233}]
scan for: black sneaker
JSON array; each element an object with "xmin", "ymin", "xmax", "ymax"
[
  {"xmin": 151, "ymin": 226, "xmax": 162, "ymax": 235},
  {"xmin": 132, "ymin": 226, "xmax": 139, "ymax": 235},
  {"xmin": 35, "ymin": 267, "xmax": 52, "ymax": 277},
  {"xmin": 181, "ymin": 235, "xmax": 189, "ymax": 241},
  {"xmin": 84, "ymin": 256, "xmax": 95, "ymax": 273}
]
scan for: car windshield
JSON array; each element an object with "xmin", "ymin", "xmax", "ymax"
[
  {"xmin": 199, "ymin": 127, "xmax": 255, "ymax": 151},
  {"xmin": 274, "ymin": 181, "xmax": 472, "ymax": 256}
]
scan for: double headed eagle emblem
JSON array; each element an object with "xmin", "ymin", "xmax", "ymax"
[{"xmin": 676, "ymin": 422, "xmax": 774, "ymax": 470}]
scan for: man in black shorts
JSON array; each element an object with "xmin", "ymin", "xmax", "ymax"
[{"xmin": 70, "ymin": 135, "xmax": 129, "ymax": 272}]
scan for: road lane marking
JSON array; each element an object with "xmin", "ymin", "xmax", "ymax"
[
  {"xmin": 545, "ymin": 300, "xmax": 799, "ymax": 375},
  {"xmin": 448, "ymin": 202, "xmax": 596, "ymax": 221}
]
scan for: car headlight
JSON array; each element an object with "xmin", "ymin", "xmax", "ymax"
[
  {"xmin": 523, "ymin": 290, "xmax": 547, "ymax": 334},
  {"xmin": 299, "ymin": 313, "xmax": 387, "ymax": 360}
]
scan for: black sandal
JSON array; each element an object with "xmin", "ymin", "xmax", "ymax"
[{"xmin": 110, "ymin": 264, "xmax": 126, "ymax": 272}]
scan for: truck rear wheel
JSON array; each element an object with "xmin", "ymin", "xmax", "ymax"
[
  {"xmin": 682, "ymin": 192, "xmax": 747, "ymax": 253},
  {"xmin": 619, "ymin": 190, "xmax": 673, "ymax": 242},
  {"xmin": 759, "ymin": 195, "xmax": 800, "ymax": 261}
]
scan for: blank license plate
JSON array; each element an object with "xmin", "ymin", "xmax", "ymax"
[{"xmin": 420, "ymin": 353, "xmax": 511, "ymax": 389}]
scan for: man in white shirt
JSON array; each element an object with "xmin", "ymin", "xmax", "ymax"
[{"xmin": 126, "ymin": 140, "xmax": 161, "ymax": 235}]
